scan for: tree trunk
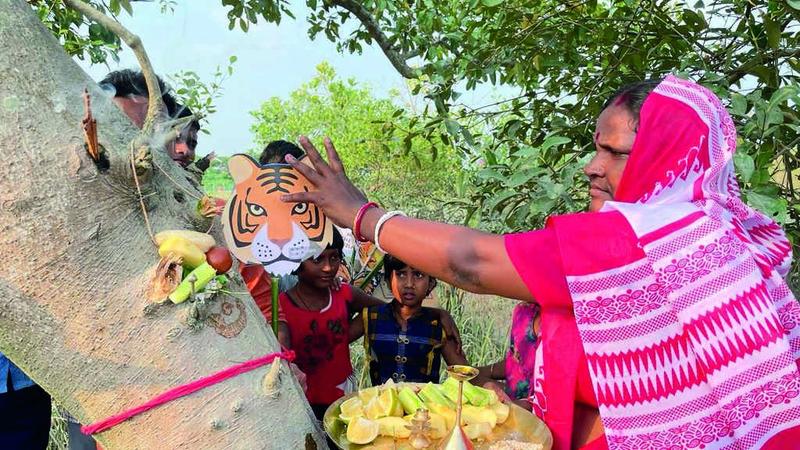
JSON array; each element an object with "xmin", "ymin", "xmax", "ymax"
[{"xmin": 0, "ymin": 1, "xmax": 324, "ymax": 448}]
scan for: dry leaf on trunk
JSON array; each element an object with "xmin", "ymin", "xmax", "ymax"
[{"xmin": 146, "ymin": 253, "xmax": 183, "ymax": 303}]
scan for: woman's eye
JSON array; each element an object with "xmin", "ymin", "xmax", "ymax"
[
  {"xmin": 413, "ymin": 272, "xmax": 424, "ymax": 279},
  {"xmin": 247, "ymin": 203, "xmax": 266, "ymax": 216},
  {"xmin": 292, "ymin": 203, "xmax": 309, "ymax": 215}
]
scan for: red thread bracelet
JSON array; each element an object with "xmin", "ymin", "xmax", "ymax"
[
  {"xmin": 353, "ymin": 202, "xmax": 377, "ymax": 242},
  {"xmin": 81, "ymin": 350, "xmax": 295, "ymax": 436}
]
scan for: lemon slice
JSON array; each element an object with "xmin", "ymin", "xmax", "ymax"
[
  {"xmin": 375, "ymin": 416, "xmax": 411, "ymax": 438},
  {"xmin": 358, "ymin": 386, "xmax": 380, "ymax": 403},
  {"xmin": 365, "ymin": 388, "xmax": 397, "ymax": 419},
  {"xmin": 346, "ymin": 417, "xmax": 379, "ymax": 445},
  {"xmin": 339, "ymin": 397, "xmax": 364, "ymax": 423}
]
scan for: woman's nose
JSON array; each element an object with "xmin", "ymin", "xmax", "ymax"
[{"xmin": 584, "ymin": 152, "xmax": 604, "ymax": 178}]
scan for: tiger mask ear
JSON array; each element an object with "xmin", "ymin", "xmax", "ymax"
[{"xmin": 228, "ymin": 154, "xmax": 261, "ymax": 185}]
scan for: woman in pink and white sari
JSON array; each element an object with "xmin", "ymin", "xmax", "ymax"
[{"xmin": 283, "ymin": 75, "xmax": 800, "ymax": 450}]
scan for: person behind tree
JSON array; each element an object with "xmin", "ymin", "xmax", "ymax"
[
  {"xmin": 349, "ymin": 255, "xmax": 468, "ymax": 386},
  {"xmin": 99, "ymin": 69, "xmax": 211, "ymax": 172},
  {"xmin": 282, "ymin": 75, "xmax": 800, "ymax": 450},
  {"xmin": 0, "ymin": 355, "xmax": 50, "ymax": 449}
]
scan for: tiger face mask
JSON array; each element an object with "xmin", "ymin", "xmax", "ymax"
[{"xmin": 222, "ymin": 154, "xmax": 335, "ymax": 276}]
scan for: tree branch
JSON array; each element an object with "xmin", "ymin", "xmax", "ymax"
[
  {"xmin": 329, "ymin": 0, "xmax": 419, "ymax": 79},
  {"xmin": 63, "ymin": 0, "xmax": 165, "ymax": 133},
  {"xmin": 727, "ymin": 48, "xmax": 800, "ymax": 85}
]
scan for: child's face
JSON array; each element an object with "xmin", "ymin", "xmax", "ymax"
[
  {"xmin": 298, "ymin": 248, "xmax": 342, "ymax": 289},
  {"xmin": 390, "ymin": 265, "xmax": 433, "ymax": 308}
]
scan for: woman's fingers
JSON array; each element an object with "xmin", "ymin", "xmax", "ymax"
[
  {"xmin": 281, "ymin": 191, "xmax": 317, "ymax": 204},
  {"xmin": 285, "ymin": 153, "xmax": 323, "ymax": 185},
  {"xmin": 324, "ymin": 137, "xmax": 345, "ymax": 174},
  {"xmin": 298, "ymin": 136, "xmax": 330, "ymax": 175}
]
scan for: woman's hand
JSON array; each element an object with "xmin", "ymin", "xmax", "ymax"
[
  {"xmin": 282, "ymin": 136, "xmax": 368, "ymax": 229},
  {"xmin": 482, "ymin": 380, "xmax": 512, "ymax": 403}
]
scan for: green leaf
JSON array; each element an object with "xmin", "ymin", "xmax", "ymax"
[
  {"xmin": 514, "ymin": 146, "xmax": 540, "ymax": 158},
  {"xmin": 540, "ymin": 135, "xmax": 571, "ymax": 151},
  {"xmin": 730, "ymin": 93, "xmax": 747, "ymax": 115},
  {"xmin": 481, "ymin": 0, "xmax": 504, "ymax": 7},
  {"xmin": 229, "ymin": 55, "xmax": 238, "ymax": 64},
  {"xmin": 505, "ymin": 169, "xmax": 537, "ymax": 188},
  {"xmin": 746, "ymin": 191, "xmax": 789, "ymax": 223},
  {"xmin": 733, "ymin": 152, "xmax": 755, "ymax": 183},
  {"xmin": 119, "ymin": 0, "xmax": 133, "ymax": 15},
  {"xmin": 764, "ymin": 16, "xmax": 780, "ymax": 49},
  {"xmin": 444, "ymin": 119, "xmax": 461, "ymax": 137},
  {"xmin": 477, "ymin": 168, "xmax": 505, "ymax": 181}
]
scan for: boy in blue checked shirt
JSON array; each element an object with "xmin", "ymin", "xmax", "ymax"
[{"xmin": 350, "ymin": 255, "xmax": 469, "ymax": 385}]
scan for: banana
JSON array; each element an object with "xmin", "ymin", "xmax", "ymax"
[{"xmin": 154, "ymin": 229, "xmax": 215, "ymax": 252}]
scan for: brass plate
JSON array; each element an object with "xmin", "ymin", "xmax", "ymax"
[{"xmin": 323, "ymin": 384, "xmax": 552, "ymax": 450}]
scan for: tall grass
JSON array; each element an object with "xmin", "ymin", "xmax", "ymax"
[{"xmin": 47, "ymin": 405, "xmax": 68, "ymax": 450}]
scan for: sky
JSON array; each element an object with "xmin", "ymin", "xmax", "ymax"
[{"xmin": 75, "ymin": 0, "xmax": 409, "ymax": 158}]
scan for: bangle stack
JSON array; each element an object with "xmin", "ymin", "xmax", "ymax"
[
  {"xmin": 353, "ymin": 202, "xmax": 378, "ymax": 242},
  {"xmin": 374, "ymin": 211, "xmax": 406, "ymax": 253}
]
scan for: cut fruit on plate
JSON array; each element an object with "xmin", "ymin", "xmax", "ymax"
[
  {"xmin": 346, "ymin": 417, "xmax": 380, "ymax": 445},
  {"xmin": 492, "ymin": 402, "xmax": 510, "ymax": 424},
  {"xmin": 463, "ymin": 405, "xmax": 498, "ymax": 428},
  {"xmin": 428, "ymin": 412, "xmax": 448, "ymax": 439},
  {"xmin": 375, "ymin": 416, "xmax": 411, "ymax": 438},
  {"xmin": 339, "ymin": 397, "xmax": 364, "ymax": 423},
  {"xmin": 358, "ymin": 386, "xmax": 380, "ymax": 404},
  {"xmin": 365, "ymin": 388, "xmax": 398, "ymax": 420},
  {"xmin": 464, "ymin": 422, "xmax": 493, "ymax": 440}
]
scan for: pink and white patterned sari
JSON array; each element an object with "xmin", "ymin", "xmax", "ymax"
[{"xmin": 506, "ymin": 75, "xmax": 800, "ymax": 450}]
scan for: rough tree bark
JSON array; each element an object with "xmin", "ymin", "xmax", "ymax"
[{"xmin": 0, "ymin": 0, "xmax": 324, "ymax": 448}]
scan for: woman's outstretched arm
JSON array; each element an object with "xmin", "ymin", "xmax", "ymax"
[{"xmin": 283, "ymin": 136, "xmax": 533, "ymax": 302}]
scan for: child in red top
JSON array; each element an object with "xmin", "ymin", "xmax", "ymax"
[
  {"xmin": 279, "ymin": 229, "xmax": 463, "ymax": 420},
  {"xmin": 278, "ymin": 228, "xmax": 382, "ymax": 420}
]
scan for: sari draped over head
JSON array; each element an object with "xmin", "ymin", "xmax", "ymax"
[{"xmin": 506, "ymin": 75, "xmax": 800, "ymax": 450}]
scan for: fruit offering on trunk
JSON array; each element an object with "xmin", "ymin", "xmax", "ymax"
[
  {"xmin": 169, "ymin": 262, "xmax": 217, "ymax": 304},
  {"xmin": 205, "ymin": 246, "xmax": 233, "ymax": 273},
  {"xmin": 158, "ymin": 236, "xmax": 206, "ymax": 268},
  {"xmin": 154, "ymin": 229, "xmax": 216, "ymax": 252}
]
